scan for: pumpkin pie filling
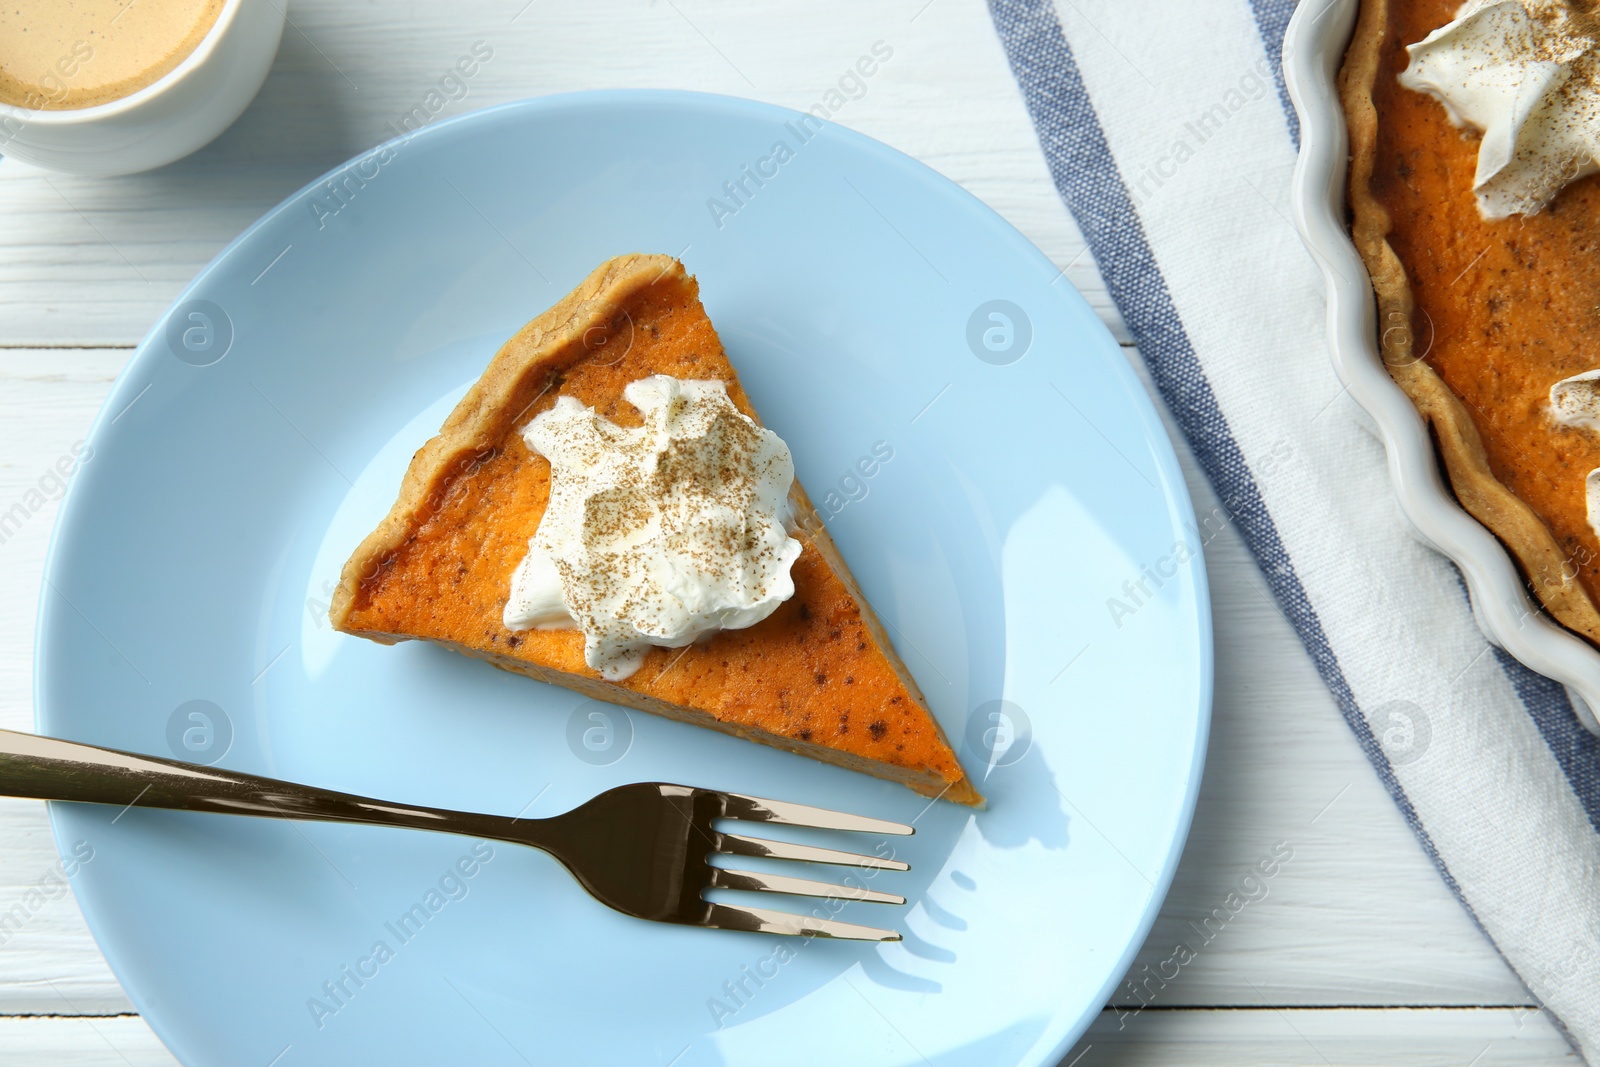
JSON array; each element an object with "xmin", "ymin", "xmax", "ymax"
[{"xmin": 332, "ymin": 254, "xmax": 980, "ymax": 805}]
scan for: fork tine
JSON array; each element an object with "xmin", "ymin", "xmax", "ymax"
[
  {"xmin": 702, "ymin": 902, "xmax": 902, "ymax": 941},
  {"xmin": 719, "ymin": 792, "xmax": 914, "ymax": 836},
  {"xmin": 710, "ymin": 866, "xmax": 907, "ymax": 904},
  {"xmin": 718, "ymin": 833, "xmax": 911, "ymax": 871}
]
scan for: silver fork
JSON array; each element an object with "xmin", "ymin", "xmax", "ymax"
[{"xmin": 0, "ymin": 728, "xmax": 914, "ymax": 941}]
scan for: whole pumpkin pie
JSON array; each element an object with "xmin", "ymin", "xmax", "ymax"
[
  {"xmin": 1341, "ymin": 0, "xmax": 1600, "ymax": 642},
  {"xmin": 331, "ymin": 254, "xmax": 981, "ymax": 805}
]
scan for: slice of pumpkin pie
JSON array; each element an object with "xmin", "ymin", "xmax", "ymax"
[{"xmin": 331, "ymin": 253, "xmax": 981, "ymax": 805}]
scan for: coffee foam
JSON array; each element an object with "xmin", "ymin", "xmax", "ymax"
[{"xmin": 0, "ymin": 0, "xmax": 226, "ymax": 111}]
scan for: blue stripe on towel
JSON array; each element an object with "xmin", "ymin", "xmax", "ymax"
[
  {"xmin": 985, "ymin": 0, "xmax": 1483, "ymax": 924},
  {"xmin": 1246, "ymin": 0, "xmax": 1300, "ymax": 146},
  {"xmin": 1493, "ymin": 647, "xmax": 1600, "ymax": 834}
]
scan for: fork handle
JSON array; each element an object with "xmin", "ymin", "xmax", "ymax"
[{"xmin": 0, "ymin": 728, "xmax": 509, "ymax": 841}]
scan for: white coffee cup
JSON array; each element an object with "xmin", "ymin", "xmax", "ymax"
[{"xmin": 0, "ymin": 0, "xmax": 287, "ymax": 176}]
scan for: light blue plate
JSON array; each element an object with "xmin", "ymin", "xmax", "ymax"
[{"xmin": 38, "ymin": 91, "xmax": 1211, "ymax": 1067}]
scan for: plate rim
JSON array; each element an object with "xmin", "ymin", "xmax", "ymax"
[{"xmin": 36, "ymin": 88, "xmax": 1214, "ymax": 1067}]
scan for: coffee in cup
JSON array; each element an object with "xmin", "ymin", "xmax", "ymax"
[{"xmin": 0, "ymin": 0, "xmax": 226, "ymax": 110}]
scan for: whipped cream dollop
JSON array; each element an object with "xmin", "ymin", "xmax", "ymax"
[
  {"xmin": 503, "ymin": 375, "xmax": 802, "ymax": 681},
  {"xmin": 1588, "ymin": 469, "xmax": 1600, "ymax": 544},
  {"xmin": 1551, "ymin": 368, "xmax": 1600, "ymax": 430},
  {"xmin": 1549, "ymin": 370, "xmax": 1600, "ymax": 541},
  {"xmin": 1400, "ymin": 0, "xmax": 1600, "ymax": 218}
]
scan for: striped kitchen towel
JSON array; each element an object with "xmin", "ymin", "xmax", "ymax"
[{"xmin": 985, "ymin": 0, "xmax": 1600, "ymax": 1058}]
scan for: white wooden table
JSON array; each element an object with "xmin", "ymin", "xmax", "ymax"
[{"xmin": 0, "ymin": 1, "xmax": 1575, "ymax": 1062}]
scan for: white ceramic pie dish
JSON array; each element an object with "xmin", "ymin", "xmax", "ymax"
[{"xmin": 1284, "ymin": 0, "xmax": 1600, "ymax": 735}]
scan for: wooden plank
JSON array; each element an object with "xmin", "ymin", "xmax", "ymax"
[
  {"xmin": 0, "ymin": 350, "xmax": 128, "ymax": 736},
  {"xmin": 0, "ymin": 1007, "xmax": 1577, "ymax": 1066},
  {"xmin": 0, "ymin": 1015, "xmax": 179, "ymax": 1065},
  {"xmin": 0, "ymin": 800, "xmax": 130, "ymax": 1015},
  {"xmin": 0, "ymin": 0, "xmax": 1125, "ymax": 348},
  {"xmin": 1068, "ymin": 1007, "xmax": 1578, "ymax": 1065},
  {"xmin": 0, "ymin": 350, "xmax": 135, "ymax": 1015}
]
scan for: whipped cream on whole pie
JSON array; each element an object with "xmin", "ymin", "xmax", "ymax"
[
  {"xmin": 1400, "ymin": 0, "xmax": 1600, "ymax": 218},
  {"xmin": 1551, "ymin": 369, "xmax": 1600, "ymax": 430},
  {"xmin": 503, "ymin": 374, "xmax": 802, "ymax": 681},
  {"xmin": 1550, "ymin": 370, "xmax": 1600, "ymax": 539}
]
